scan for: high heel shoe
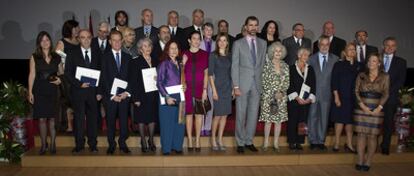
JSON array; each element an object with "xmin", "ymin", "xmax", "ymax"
[
  {"xmin": 332, "ymin": 146, "xmax": 340, "ymax": 152},
  {"xmin": 141, "ymin": 139, "xmax": 149, "ymax": 153},
  {"xmin": 50, "ymin": 142, "xmax": 56, "ymax": 155},
  {"xmin": 344, "ymin": 144, "xmax": 356, "ymax": 154},
  {"xmin": 148, "ymin": 138, "xmax": 156, "ymax": 152},
  {"xmin": 39, "ymin": 143, "xmax": 48, "ymax": 155}
]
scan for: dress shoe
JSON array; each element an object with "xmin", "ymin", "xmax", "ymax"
[
  {"xmin": 344, "ymin": 144, "xmax": 356, "ymax": 154},
  {"xmin": 120, "ymin": 147, "xmax": 131, "ymax": 154},
  {"xmin": 310, "ymin": 144, "xmax": 317, "ymax": 150},
  {"xmin": 237, "ymin": 146, "xmax": 245, "ymax": 153},
  {"xmin": 141, "ymin": 139, "xmax": 149, "ymax": 153},
  {"xmin": 289, "ymin": 143, "xmax": 296, "ymax": 150},
  {"xmin": 89, "ymin": 146, "xmax": 99, "ymax": 153},
  {"xmin": 318, "ymin": 144, "xmax": 328, "ymax": 151},
  {"xmin": 362, "ymin": 165, "xmax": 370, "ymax": 171},
  {"xmin": 72, "ymin": 147, "xmax": 84, "ymax": 154},
  {"xmin": 295, "ymin": 144, "xmax": 303, "ymax": 150},
  {"xmin": 355, "ymin": 164, "xmax": 363, "ymax": 171},
  {"xmin": 172, "ymin": 149, "xmax": 183, "ymax": 154},
  {"xmin": 50, "ymin": 143, "xmax": 56, "ymax": 155},
  {"xmin": 106, "ymin": 147, "xmax": 115, "ymax": 155},
  {"xmin": 381, "ymin": 148, "xmax": 390, "ymax": 155},
  {"xmin": 245, "ymin": 144, "xmax": 258, "ymax": 152},
  {"xmin": 332, "ymin": 146, "xmax": 340, "ymax": 152},
  {"xmin": 195, "ymin": 147, "xmax": 201, "ymax": 152},
  {"xmin": 148, "ymin": 138, "xmax": 156, "ymax": 152}
]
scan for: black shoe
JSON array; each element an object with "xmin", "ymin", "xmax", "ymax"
[
  {"xmin": 310, "ymin": 144, "xmax": 317, "ymax": 150},
  {"xmin": 318, "ymin": 144, "xmax": 327, "ymax": 151},
  {"xmin": 332, "ymin": 146, "xmax": 340, "ymax": 152},
  {"xmin": 148, "ymin": 138, "xmax": 156, "ymax": 152},
  {"xmin": 187, "ymin": 147, "xmax": 194, "ymax": 152},
  {"xmin": 289, "ymin": 143, "xmax": 296, "ymax": 150},
  {"xmin": 295, "ymin": 144, "xmax": 303, "ymax": 150},
  {"xmin": 106, "ymin": 147, "xmax": 115, "ymax": 155},
  {"xmin": 195, "ymin": 147, "xmax": 201, "ymax": 152},
  {"xmin": 141, "ymin": 139, "xmax": 149, "ymax": 153},
  {"xmin": 39, "ymin": 146, "xmax": 47, "ymax": 155},
  {"xmin": 89, "ymin": 146, "xmax": 99, "ymax": 153},
  {"xmin": 362, "ymin": 165, "xmax": 370, "ymax": 171},
  {"xmin": 163, "ymin": 152, "xmax": 170, "ymax": 155},
  {"xmin": 172, "ymin": 149, "xmax": 183, "ymax": 154},
  {"xmin": 381, "ymin": 148, "xmax": 390, "ymax": 155},
  {"xmin": 120, "ymin": 146, "xmax": 131, "ymax": 154},
  {"xmin": 355, "ymin": 164, "xmax": 363, "ymax": 171},
  {"xmin": 237, "ymin": 146, "xmax": 245, "ymax": 153},
  {"xmin": 50, "ymin": 143, "xmax": 56, "ymax": 155},
  {"xmin": 245, "ymin": 144, "xmax": 258, "ymax": 152},
  {"xmin": 344, "ymin": 144, "xmax": 356, "ymax": 154},
  {"xmin": 72, "ymin": 147, "xmax": 84, "ymax": 154}
]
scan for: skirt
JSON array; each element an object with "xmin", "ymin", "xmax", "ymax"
[{"xmin": 353, "ymin": 92, "xmax": 384, "ymax": 135}]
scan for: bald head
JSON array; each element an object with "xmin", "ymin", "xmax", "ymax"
[{"xmin": 322, "ymin": 21, "xmax": 335, "ymax": 37}]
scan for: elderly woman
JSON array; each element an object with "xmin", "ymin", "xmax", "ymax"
[
  {"xmin": 354, "ymin": 53, "xmax": 389, "ymax": 171},
  {"xmin": 121, "ymin": 27, "xmax": 139, "ymax": 59},
  {"xmin": 128, "ymin": 38, "xmax": 159, "ymax": 153},
  {"xmin": 259, "ymin": 42, "xmax": 290, "ymax": 151},
  {"xmin": 287, "ymin": 48, "xmax": 316, "ymax": 151},
  {"xmin": 330, "ymin": 43, "xmax": 359, "ymax": 153},
  {"xmin": 28, "ymin": 31, "xmax": 63, "ymax": 155}
]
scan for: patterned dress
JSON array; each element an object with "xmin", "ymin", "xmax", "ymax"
[{"xmin": 259, "ymin": 58, "xmax": 290, "ymax": 123}]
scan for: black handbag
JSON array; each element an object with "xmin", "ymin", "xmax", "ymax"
[{"xmin": 194, "ymin": 97, "xmax": 211, "ymax": 115}]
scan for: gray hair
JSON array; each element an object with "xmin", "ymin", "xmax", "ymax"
[
  {"xmin": 98, "ymin": 21, "xmax": 111, "ymax": 30},
  {"xmin": 136, "ymin": 38, "xmax": 153, "ymax": 55},
  {"xmin": 297, "ymin": 47, "xmax": 311, "ymax": 58},
  {"xmin": 267, "ymin": 41, "xmax": 287, "ymax": 60}
]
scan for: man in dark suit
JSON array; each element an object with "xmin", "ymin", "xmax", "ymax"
[
  {"xmin": 212, "ymin": 19, "xmax": 235, "ymax": 49},
  {"xmin": 355, "ymin": 30, "xmax": 378, "ymax": 64},
  {"xmin": 98, "ymin": 30, "xmax": 132, "ymax": 155},
  {"xmin": 381, "ymin": 37, "xmax": 407, "ymax": 155},
  {"xmin": 282, "ymin": 23, "xmax": 312, "ymax": 66},
  {"xmin": 167, "ymin": 10, "xmax": 186, "ymax": 50},
  {"xmin": 183, "ymin": 9, "xmax": 204, "ymax": 50},
  {"xmin": 92, "ymin": 21, "xmax": 111, "ymax": 55},
  {"xmin": 135, "ymin": 9, "xmax": 159, "ymax": 45},
  {"xmin": 313, "ymin": 21, "xmax": 346, "ymax": 57},
  {"xmin": 152, "ymin": 25, "xmax": 170, "ymax": 60},
  {"xmin": 65, "ymin": 30, "xmax": 100, "ymax": 154}
]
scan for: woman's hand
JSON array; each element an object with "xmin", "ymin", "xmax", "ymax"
[
  {"xmin": 359, "ymin": 103, "xmax": 371, "ymax": 114},
  {"xmin": 234, "ymin": 88, "xmax": 242, "ymax": 97},
  {"xmin": 28, "ymin": 92, "xmax": 34, "ymax": 104},
  {"xmin": 134, "ymin": 101, "xmax": 141, "ymax": 107},
  {"xmin": 213, "ymin": 91, "xmax": 219, "ymax": 101},
  {"xmin": 202, "ymin": 89, "xmax": 207, "ymax": 101},
  {"xmin": 166, "ymin": 97, "xmax": 176, "ymax": 105},
  {"xmin": 334, "ymin": 97, "xmax": 341, "ymax": 107},
  {"xmin": 372, "ymin": 106, "xmax": 382, "ymax": 115},
  {"xmin": 296, "ymin": 97, "xmax": 306, "ymax": 105},
  {"xmin": 50, "ymin": 77, "xmax": 61, "ymax": 85},
  {"xmin": 182, "ymin": 54, "xmax": 188, "ymax": 65}
]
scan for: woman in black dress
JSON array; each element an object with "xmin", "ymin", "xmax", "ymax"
[
  {"xmin": 55, "ymin": 19, "xmax": 80, "ymax": 133},
  {"xmin": 28, "ymin": 31, "xmax": 63, "ymax": 155},
  {"xmin": 258, "ymin": 20, "xmax": 281, "ymax": 46},
  {"xmin": 129, "ymin": 38, "xmax": 159, "ymax": 152},
  {"xmin": 331, "ymin": 43, "xmax": 359, "ymax": 153},
  {"xmin": 287, "ymin": 47, "xmax": 316, "ymax": 151}
]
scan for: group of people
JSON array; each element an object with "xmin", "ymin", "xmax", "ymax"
[{"xmin": 27, "ymin": 8, "xmax": 407, "ymax": 172}]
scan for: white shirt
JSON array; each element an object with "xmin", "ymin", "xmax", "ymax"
[
  {"xmin": 98, "ymin": 38, "xmax": 107, "ymax": 49},
  {"xmin": 112, "ymin": 49, "xmax": 121, "ymax": 65},
  {"xmin": 329, "ymin": 36, "xmax": 333, "ymax": 42},
  {"xmin": 169, "ymin": 25, "xmax": 177, "ymax": 35},
  {"xmin": 357, "ymin": 44, "xmax": 366, "ymax": 62},
  {"xmin": 159, "ymin": 40, "xmax": 166, "ymax": 51},
  {"xmin": 193, "ymin": 25, "xmax": 203, "ymax": 40},
  {"xmin": 81, "ymin": 47, "xmax": 91, "ymax": 62},
  {"xmin": 294, "ymin": 36, "xmax": 302, "ymax": 46},
  {"xmin": 318, "ymin": 52, "xmax": 328, "ymax": 71}
]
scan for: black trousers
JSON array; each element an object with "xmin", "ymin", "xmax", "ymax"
[
  {"xmin": 96, "ymin": 100, "xmax": 104, "ymax": 130},
  {"xmin": 381, "ymin": 102, "xmax": 398, "ymax": 150},
  {"xmin": 287, "ymin": 102, "xmax": 309, "ymax": 144},
  {"xmin": 105, "ymin": 98, "xmax": 130, "ymax": 148},
  {"xmin": 72, "ymin": 89, "xmax": 98, "ymax": 149}
]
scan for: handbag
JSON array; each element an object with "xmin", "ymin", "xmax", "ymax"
[
  {"xmin": 298, "ymin": 122, "xmax": 308, "ymax": 135},
  {"xmin": 269, "ymin": 91, "xmax": 280, "ymax": 115},
  {"xmin": 194, "ymin": 97, "xmax": 211, "ymax": 115}
]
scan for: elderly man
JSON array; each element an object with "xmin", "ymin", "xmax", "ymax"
[
  {"xmin": 135, "ymin": 8, "xmax": 159, "ymax": 45},
  {"xmin": 308, "ymin": 35, "xmax": 339, "ymax": 151},
  {"xmin": 282, "ymin": 23, "xmax": 312, "ymax": 66},
  {"xmin": 313, "ymin": 21, "xmax": 346, "ymax": 57}
]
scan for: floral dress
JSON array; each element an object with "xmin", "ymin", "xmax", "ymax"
[{"xmin": 259, "ymin": 58, "xmax": 290, "ymax": 123}]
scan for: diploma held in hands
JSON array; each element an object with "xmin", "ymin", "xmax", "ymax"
[
  {"xmin": 159, "ymin": 85, "xmax": 185, "ymax": 105},
  {"xmin": 75, "ymin": 66, "xmax": 100, "ymax": 87},
  {"xmin": 111, "ymin": 78, "xmax": 128, "ymax": 95},
  {"xmin": 142, "ymin": 67, "xmax": 158, "ymax": 93},
  {"xmin": 299, "ymin": 83, "xmax": 310, "ymax": 99}
]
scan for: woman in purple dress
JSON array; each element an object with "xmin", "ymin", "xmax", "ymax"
[{"xmin": 182, "ymin": 31, "xmax": 209, "ymax": 152}]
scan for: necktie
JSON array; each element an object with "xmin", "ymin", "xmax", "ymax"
[
  {"xmin": 144, "ymin": 27, "xmax": 150, "ymax": 37},
  {"xmin": 84, "ymin": 50, "xmax": 90, "ymax": 66},
  {"xmin": 384, "ymin": 55, "xmax": 390, "ymax": 72},
  {"xmin": 322, "ymin": 55, "xmax": 327, "ymax": 71},
  {"xmin": 206, "ymin": 40, "xmax": 211, "ymax": 53},
  {"xmin": 100, "ymin": 41, "xmax": 105, "ymax": 52},
  {"xmin": 250, "ymin": 38, "xmax": 257, "ymax": 66},
  {"xmin": 115, "ymin": 52, "xmax": 121, "ymax": 71},
  {"xmin": 172, "ymin": 28, "xmax": 176, "ymax": 36},
  {"xmin": 359, "ymin": 45, "xmax": 364, "ymax": 63},
  {"xmin": 296, "ymin": 39, "xmax": 301, "ymax": 46}
]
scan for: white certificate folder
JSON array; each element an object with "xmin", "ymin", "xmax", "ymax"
[
  {"xmin": 110, "ymin": 78, "xmax": 128, "ymax": 95},
  {"xmin": 75, "ymin": 66, "xmax": 100, "ymax": 87},
  {"xmin": 142, "ymin": 67, "xmax": 158, "ymax": 93},
  {"xmin": 299, "ymin": 83, "xmax": 311, "ymax": 99},
  {"xmin": 159, "ymin": 85, "xmax": 185, "ymax": 105}
]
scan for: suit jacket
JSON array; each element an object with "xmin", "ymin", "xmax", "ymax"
[
  {"xmin": 231, "ymin": 36, "xmax": 267, "ymax": 94},
  {"xmin": 170, "ymin": 26, "xmax": 187, "ymax": 50},
  {"xmin": 128, "ymin": 55, "xmax": 159, "ymax": 103},
  {"xmin": 357, "ymin": 44, "xmax": 378, "ymax": 64},
  {"xmin": 91, "ymin": 37, "xmax": 111, "ymax": 56},
  {"xmin": 282, "ymin": 36, "xmax": 312, "ymax": 66},
  {"xmin": 135, "ymin": 26, "xmax": 159, "ymax": 45},
  {"xmin": 151, "ymin": 40, "xmax": 163, "ymax": 61},
  {"xmin": 307, "ymin": 52, "xmax": 339, "ymax": 102},
  {"xmin": 313, "ymin": 36, "xmax": 346, "ymax": 57},
  {"xmin": 64, "ymin": 46, "xmax": 100, "ymax": 97},
  {"xmin": 386, "ymin": 55, "xmax": 407, "ymax": 104},
  {"xmin": 98, "ymin": 50, "xmax": 132, "ymax": 100}
]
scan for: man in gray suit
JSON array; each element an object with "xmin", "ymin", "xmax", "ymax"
[
  {"xmin": 282, "ymin": 23, "xmax": 312, "ymax": 66},
  {"xmin": 307, "ymin": 35, "xmax": 338, "ymax": 150},
  {"xmin": 232, "ymin": 16, "xmax": 267, "ymax": 153}
]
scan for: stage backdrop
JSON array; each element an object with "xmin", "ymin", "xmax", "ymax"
[{"xmin": 0, "ymin": 0, "xmax": 413, "ymax": 66}]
